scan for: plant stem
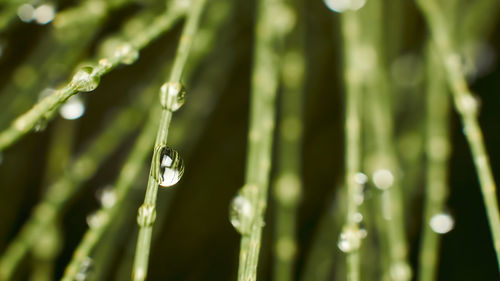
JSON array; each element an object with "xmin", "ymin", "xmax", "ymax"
[
  {"xmin": 132, "ymin": 0, "xmax": 207, "ymax": 280},
  {"xmin": 416, "ymin": 0, "xmax": 500, "ymax": 271},
  {"xmin": 60, "ymin": 105, "xmax": 160, "ymax": 281},
  {"xmin": 272, "ymin": 3, "xmax": 304, "ymax": 280},
  {"xmin": 417, "ymin": 44, "xmax": 450, "ymax": 281},
  {"xmin": 0, "ymin": 6, "xmax": 185, "ymax": 151},
  {"xmin": 339, "ymin": 9, "xmax": 364, "ymax": 281},
  {"xmin": 235, "ymin": 0, "xmax": 288, "ymax": 279},
  {"xmin": 0, "ymin": 93, "xmax": 151, "ymax": 281}
]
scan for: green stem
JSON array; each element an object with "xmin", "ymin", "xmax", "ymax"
[
  {"xmin": 416, "ymin": 0, "xmax": 500, "ymax": 271},
  {"xmin": 60, "ymin": 105, "xmax": 160, "ymax": 281},
  {"xmin": 132, "ymin": 0, "xmax": 207, "ymax": 280},
  {"xmin": 417, "ymin": 44, "xmax": 450, "ymax": 281},
  {"xmin": 0, "ymin": 6, "xmax": 185, "ymax": 151},
  {"xmin": 0, "ymin": 93, "xmax": 151, "ymax": 281}
]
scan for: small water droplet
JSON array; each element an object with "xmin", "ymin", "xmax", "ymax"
[
  {"xmin": 96, "ymin": 186, "xmax": 117, "ymax": 209},
  {"xmin": 323, "ymin": 0, "xmax": 366, "ymax": 13},
  {"xmin": 98, "ymin": 58, "xmax": 112, "ymax": 68},
  {"xmin": 158, "ymin": 147, "xmax": 184, "ymax": 187},
  {"xmin": 18, "ymin": 4, "xmax": 35, "ymax": 22},
  {"xmin": 429, "ymin": 213, "xmax": 454, "ymax": 234},
  {"xmin": 86, "ymin": 210, "xmax": 106, "ymax": 229},
  {"xmin": 71, "ymin": 67, "xmax": 100, "ymax": 92},
  {"xmin": 457, "ymin": 94, "xmax": 480, "ymax": 116},
  {"xmin": 34, "ymin": 4, "xmax": 55, "ymax": 25},
  {"xmin": 59, "ymin": 95, "xmax": 85, "ymax": 120},
  {"xmin": 34, "ymin": 118, "xmax": 48, "ymax": 132},
  {"xmin": 273, "ymin": 173, "xmax": 301, "ymax": 206},
  {"xmin": 352, "ymin": 212, "xmax": 363, "ymax": 223},
  {"xmin": 354, "ymin": 172, "xmax": 368, "ymax": 185},
  {"xmin": 137, "ymin": 204, "xmax": 156, "ymax": 227},
  {"xmin": 160, "ymin": 82, "xmax": 187, "ymax": 112},
  {"xmin": 229, "ymin": 194, "xmax": 253, "ymax": 235},
  {"xmin": 389, "ymin": 261, "xmax": 412, "ymax": 281},
  {"xmin": 372, "ymin": 169, "xmax": 394, "ymax": 190},
  {"xmin": 114, "ymin": 43, "xmax": 139, "ymax": 65},
  {"xmin": 337, "ymin": 225, "xmax": 364, "ymax": 253},
  {"xmin": 75, "ymin": 257, "xmax": 93, "ymax": 281}
]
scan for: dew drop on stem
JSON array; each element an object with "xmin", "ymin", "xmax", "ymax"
[
  {"xmin": 229, "ymin": 194, "xmax": 253, "ymax": 235},
  {"xmin": 160, "ymin": 82, "xmax": 187, "ymax": 112},
  {"xmin": 71, "ymin": 67, "xmax": 100, "ymax": 92}
]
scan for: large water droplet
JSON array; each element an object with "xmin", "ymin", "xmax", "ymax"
[
  {"xmin": 323, "ymin": 0, "xmax": 366, "ymax": 13},
  {"xmin": 372, "ymin": 169, "xmax": 394, "ymax": 190},
  {"xmin": 114, "ymin": 43, "xmax": 139, "ymax": 65},
  {"xmin": 229, "ymin": 194, "xmax": 253, "ymax": 235},
  {"xmin": 160, "ymin": 82, "xmax": 186, "ymax": 112},
  {"xmin": 429, "ymin": 213, "xmax": 454, "ymax": 234},
  {"xmin": 71, "ymin": 67, "xmax": 100, "ymax": 92},
  {"xmin": 158, "ymin": 147, "xmax": 184, "ymax": 187},
  {"xmin": 75, "ymin": 257, "xmax": 93, "ymax": 281},
  {"xmin": 60, "ymin": 95, "xmax": 86, "ymax": 120}
]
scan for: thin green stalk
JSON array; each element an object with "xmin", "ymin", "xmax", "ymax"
[
  {"xmin": 416, "ymin": 0, "xmax": 500, "ymax": 271},
  {"xmin": 361, "ymin": 0, "xmax": 410, "ymax": 279},
  {"xmin": 234, "ymin": 0, "xmax": 289, "ymax": 279},
  {"xmin": 0, "ymin": 5, "xmax": 186, "ymax": 151},
  {"xmin": 60, "ymin": 105, "xmax": 160, "ymax": 281},
  {"xmin": 132, "ymin": 0, "xmax": 207, "ymax": 280},
  {"xmin": 339, "ymin": 9, "xmax": 364, "ymax": 281},
  {"xmin": 0, "ymin": 0, "xmax": 131, "ymax": 127},
  {"xmin": 417, "ymin": 45, "xmax": 450, "ymax": 281},
  {"xmin": 272, "ymin": 4, "xmax": 304, "ymax": 281},
  {"xmin": 0, "ymin": 93, "xmax": 151, "ymax": 281}
]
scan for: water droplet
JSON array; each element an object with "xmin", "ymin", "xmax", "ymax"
[
  {"xmin": 71, "ymin": 67, "xmax": 100, "ymax": 92},
  {"xmin": 354, "ymin": 172, "xmax": 368, "ymax": 185},
  {"xmin": 352, "ymin": 212, "xmax": 363, "ymax": 223},
  {"xmin": 337, "ymin": 225, "xmax": 364, "ymax": 253},
  {"xmin": 158, "ymin": 147, "xmax": 184, "ymax": 187},
  {"xmin": 372, "ymin": 169, "xmax": 394, "ymax": 190},
  {"xmin": 429, "ymin": 213, "xmax": 454, "ymax": 234},
  {"xmin": 34, "ymin": 4, "xmax": 55, "ymax": 25},
  {"xmin": 18, "ymin": 4, "xmax": 35, "ymax": 22},
  {"xmin": 160, "ymin": 82, "xmax": 187, "ymax": 112},
  {"xmin": 323, "ymin": 0, "xmax": 366, "ymax": 13},
  {"xmin": 75, "ymin": 257, "xmax": 93, "ymax": 281},
  {"xmin": 114, "ymin": 43, "xmax": 139, "ymax": 65},
  {"xmin": 389, "ymin": 261, "xmax": 412, "ymax": 281},
  {"xmin": 59, "ymin": 95, "xmax": 85, "ymax": 120},
  {"xmin": 34, "ymin": 118, "xmax": 48, "ymax": 132},
  {"xmin": 86, "ymin": 210, "xmax": 106, "ymax": 229},
  {"xmin": 457, "ymin": 94, "xmax": 480, "ymax": 116},
  {"xmin": 98, "ymin": 58, "xmax": 112, "ymax": 68},
  {"xmin": 137, "ymin": 204, "xmax": 156, "ymax": 227},
  {"xmin": 96, "ymin": 186, "xmax": 117, "ymax": 209},
  {"xmin": 229, "ymin": 194, "xmax": 253, "ymax": 235}
]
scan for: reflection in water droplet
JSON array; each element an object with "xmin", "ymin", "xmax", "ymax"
[
  {"xmin": 34, "ymin": 4, "xmax": 55, "ymax": 25},
  {"xmin": 372, "ymin": 169, "xmax": 394, "ymax": 190},
  {"xmin": 229, "ymin": 194, "xmax": 253, "ymax": 235},
  {"xmin": 158, "ymin": 147, "xmax": 184, "ymax": 187},
  {"xmin": 160, "ymin": 82, "xmax": 187, "ymax": 112},
  {"xmin": 323, "ymin": 0, "xmax": 366, "ymax": 13},
  {"xmin": 60, "ymin": 95, "xmax": 85, "ymax": 120},
  {"xmin": 71, "ymin": 67, "xmax": 100, "ymax": 92},
  {"xmin": 429, "ymin": 213, "xmax": 454, "ymax": 234}
]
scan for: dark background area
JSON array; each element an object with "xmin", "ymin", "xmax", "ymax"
[{"xmin": 0, "ymin": 0, "xmax": 499, "ymax": 280}]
